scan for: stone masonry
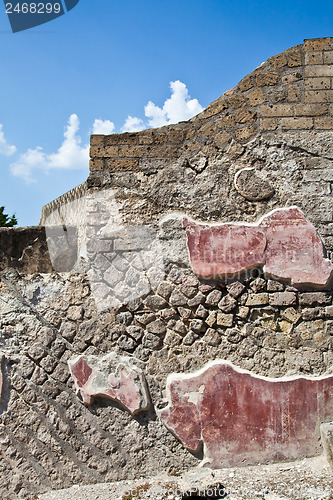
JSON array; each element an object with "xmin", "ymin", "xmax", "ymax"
[{"xmin": 0, "ymin": 38, "xmax": 333, "ymax": 498}]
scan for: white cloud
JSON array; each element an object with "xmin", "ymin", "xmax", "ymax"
[
  {"xmin": 145, "ymin": 80, "xmax": 203, "ymax": 127},
  {"xmin": 10, "ymin": 114, "xmax": 89, "ymax": 183},
  {"xmin": 0, "ymin": 124, "xmax": 16, "ymax": 156},
  {"xmin": 92, "ymin": 119, "xmax": 115, "ymax": 135},
  {"xmin": 9, "ymin": 80, "xmax": 202, "ymax": 183},
  {"xmin": 10, "ymin": 147, "xmax": 45, "ymax": 184},
  {"xmin": 119, "ymin": 80, "xmax": 203, "ymax": 130},
  {"xmin": 121, "ymin": 115, "xmax": 145, "ymax": 132},
  {"xmin": 47, "ymin": 114, "xmax": 89, "ymax": 169}
]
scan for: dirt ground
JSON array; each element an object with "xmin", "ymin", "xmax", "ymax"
[{"xmin": 38, "ymin": 455, "xmax": 333, "ymax": 500}]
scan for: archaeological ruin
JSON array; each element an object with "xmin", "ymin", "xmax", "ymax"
[{"xmin": 0, "ymin": 37, "xmax": 333, "ymax": 498}]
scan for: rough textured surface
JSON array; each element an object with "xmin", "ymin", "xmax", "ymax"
[
  {"xmin": 234, "ymin": 167, "xmax": 275, "ymax": 200},
  {"xmin": 38, "ymin": 456, "xmax": 333, "ymax": 500},
  {"xmin": 159, "ymin": 360, "xmax": 333, "ymax": 467},
  {"xmin": 184, "ymin": 207, "xmax": 333, "ymax": 285},
  {"xmin": 1, "ymin": 37, "xmax": 333, "ymax": 498},
  {"xmin": 0, "ymin": 264, "xmax": 331, "ymax": 497},
  {"xmin": 321, "ymin": 422, "xmax": 333, "ymax": 468},
  {"xmin": 68, "ymin": 352, "xmax": 150, "ymax": 414},
  {"xmin": 0, "ymin": 227, "xmax": 54, "ymax": 273}
]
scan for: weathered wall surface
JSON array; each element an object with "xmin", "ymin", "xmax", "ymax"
[
  {"xmin": 39, "ymin": 182, "xmax": 87, "ymax": 226},
  {"xmin": 0, "ymin": 264, "xmax": 332, "ymax": 498},
  {"xmin": 0, "ymin": 227, "xmax": 53, "ymax": 274},
  {"xmin": 0, "ymin": 37, "xmax": 333, "ymax": 498},
  {"xmin": 89, "ymin": 37, "xmax": 333, "ymax": 257}
]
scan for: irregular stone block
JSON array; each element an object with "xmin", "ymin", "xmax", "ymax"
[
  {"xmin": 281, "ymin": 307, "xmax": 301, "ymax": 324},
  {"xmin": 267, "ymin": 279, "xmax": 284, "ymax": 292},
  {"xmin": 299, "ymin": 292, "xmax": 332, "ymax": 307},
  {"xmin": 159, "ymin": 361, "xmax": 333, "ymax": 468},
  {"xmin": 234, "ymin": 168, "xmax": 274, "ymax": 201},
  {"xmin": 146, "ymin": 319, "xmax": 167, "ymax": 335},
  {"xmin": 169, "ymin": 289, "xmax": 188, "ymax": 307},
  {"xmin": 188, "ymin": 292, "xmax": 206, "ymax": 307},
  {"xmin": 301, "ymin": 307, "xmax": 324, "ymax": 320},
  {"xmin": 218, "ymin": 295, "xmax": 237, "ymax": 312},
  {"xmin": 205, "ymin": 311, "xmax": 216, "ymax": 327},
  {"xmin": 226, "ymin": 281, "xmax": 245, "ymax": 298},
  {"xmin": 68, "ymin": 353, "xmax": 150, "ymax": 414},
  {"xmin": 250, "ymin": 277, "xmax": 267, "ymax": 292},
  {"xmin": 156, "ymin": 281, "xmax": 174, "ymax": 300},
  {"xmin": 326, "ymin": 305, "xmax": 333, "ymax": 318},
  {"xmin": 178, "ymin": 306, "xmax": 192, "ymax": 319},
  {"xmin": 195, "ymin": 304, "xmax": 208, "ymax": 319},
  {"xmin": 118, "ymin": 335, "xmax": 137, "ymax": 351},
  {"xmin": 277, "ymin": 319, "xmax": 293, "ymax": 334},
  {"xmin": 245, "ymin": 293, "xmax": 269, "ymax": 306},
  {"xmin": 236, "ymin": 306, "xmax": 249, "ymax": 319},
  {"xmin": 205, "ymin": 290, "xmax": 223, "ymax": 307},
  {"xmin": 269, "ymin": 292, "xmax": 297, "ymax": 307},
  {"xmin": 202, "ymin": 328, "xmax": 220, "ymax": 346},
  {"xmin": 183, "ymin": 331, "xmax": 198, "ymax": 345},
  {"xmin": 216, "ymin": 312, "xmax": 233, "ymax": 327},
  {"xmin": 184, "ymin": 207, "xmax": 333, "ymax": 286},
  {"xmin": 189, "ymin": 319, "xmax": 204, "ymax": 333},
  {"xmin": 142, "ymin": 332, "xmax": 161, "ymax": 350}
]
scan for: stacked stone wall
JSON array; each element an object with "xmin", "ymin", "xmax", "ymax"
[
  {"xmin": 88, "ymin": 38, "xmax": 333, "ymax": 257},
  {"xmin": 2, "ymin": 37, "xmax": 333, "ymax": 498},
  {"xmin": 39, "ymin": 181, "xmax": 87, "ymax": 226},
  {"xmin": 0, "ymin": 263, "xmax": 332, "ymax": 498}
]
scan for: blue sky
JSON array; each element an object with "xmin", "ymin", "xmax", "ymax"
[{"xmin": 0, "ymin": 0, "xmax": 332, "ymax": 226}]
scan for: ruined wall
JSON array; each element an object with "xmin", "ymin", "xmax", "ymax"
[
  {"xmin": 0, "ymin": 227, "xmax": 53, "ymax": 273},
  {"xmin": 39, "ymin": 181, "xmax": 87, "ymax": 226},
  {"xmin": 89, "ymin": 37, "xmax": 333, "ymax": 256},
  {"xmin": 0, "ymin": 37, "xmax": 333, "ymax": 499}
]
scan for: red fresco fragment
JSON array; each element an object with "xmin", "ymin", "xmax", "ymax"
[
  {"xmin": 159, "ymin": 361, "xmax": 333, "ymax": 468},
  {"xmin": 68, "ymin": 353, "xmax": 150, "ymax": 414},
  {"xmin": 262, "ymin": 207, "xmax": 333, "ymax": 285},
  {"xmin": 183, "ymin": 207, "xmax": 333, "ymax": 285},
  {"xmin": 70, "ymin": 356, "xmax": 92, "ymax": 388},
  {"xmin": 183, "ymin": 218, "xmax": 266, "ymax": 277}
]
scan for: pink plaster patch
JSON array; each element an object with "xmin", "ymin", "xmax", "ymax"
[
  {"xmin": 68, "ymin": 353, "xmax": 150, "ymax": 414},
  {"xmin": 262, "ymin": 207, "xmax": 333, "ymax": 285},
  {"xmin": 159, "ymin": 361, "xmax": 333, "ymax": 468},
  {"xmin": 184, "ymin": 207, "xmax": 333, "ymax": 286},
  {"xmin": 70, "ymin": 356, "xmax": 92, "ymax": 388},
  {"xmin": 183, "ymin": 219, "xmax": 266, "ymax": 277}
]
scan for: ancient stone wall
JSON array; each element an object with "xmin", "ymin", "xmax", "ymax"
[
  {"xmin": 0, "ymin": 227, "xmax": 53, "ymax": 274},
  {"xmin": 0, "ymin": 37, "xmax": 333, "ymax": 498},
  {"xmin": 89, "ymin": 37, "xmax": 333, "ymax": 256},
  {"xmin": 39, "ymin": 181, "xmax": 87, "ymax": 226}
]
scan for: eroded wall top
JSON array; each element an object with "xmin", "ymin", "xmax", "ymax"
[{"xmin": 87, "ymin": 37, "xmax": 333, "ymax": 255}]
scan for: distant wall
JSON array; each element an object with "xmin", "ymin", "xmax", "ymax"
[{"xmin": 39, "ymin": 182, "xmax": 87, "ymax": 226}]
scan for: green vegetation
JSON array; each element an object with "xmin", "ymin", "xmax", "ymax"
[{"xmin": 0, "ymin": 206, "xmax": 17, "ymax": 227}]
